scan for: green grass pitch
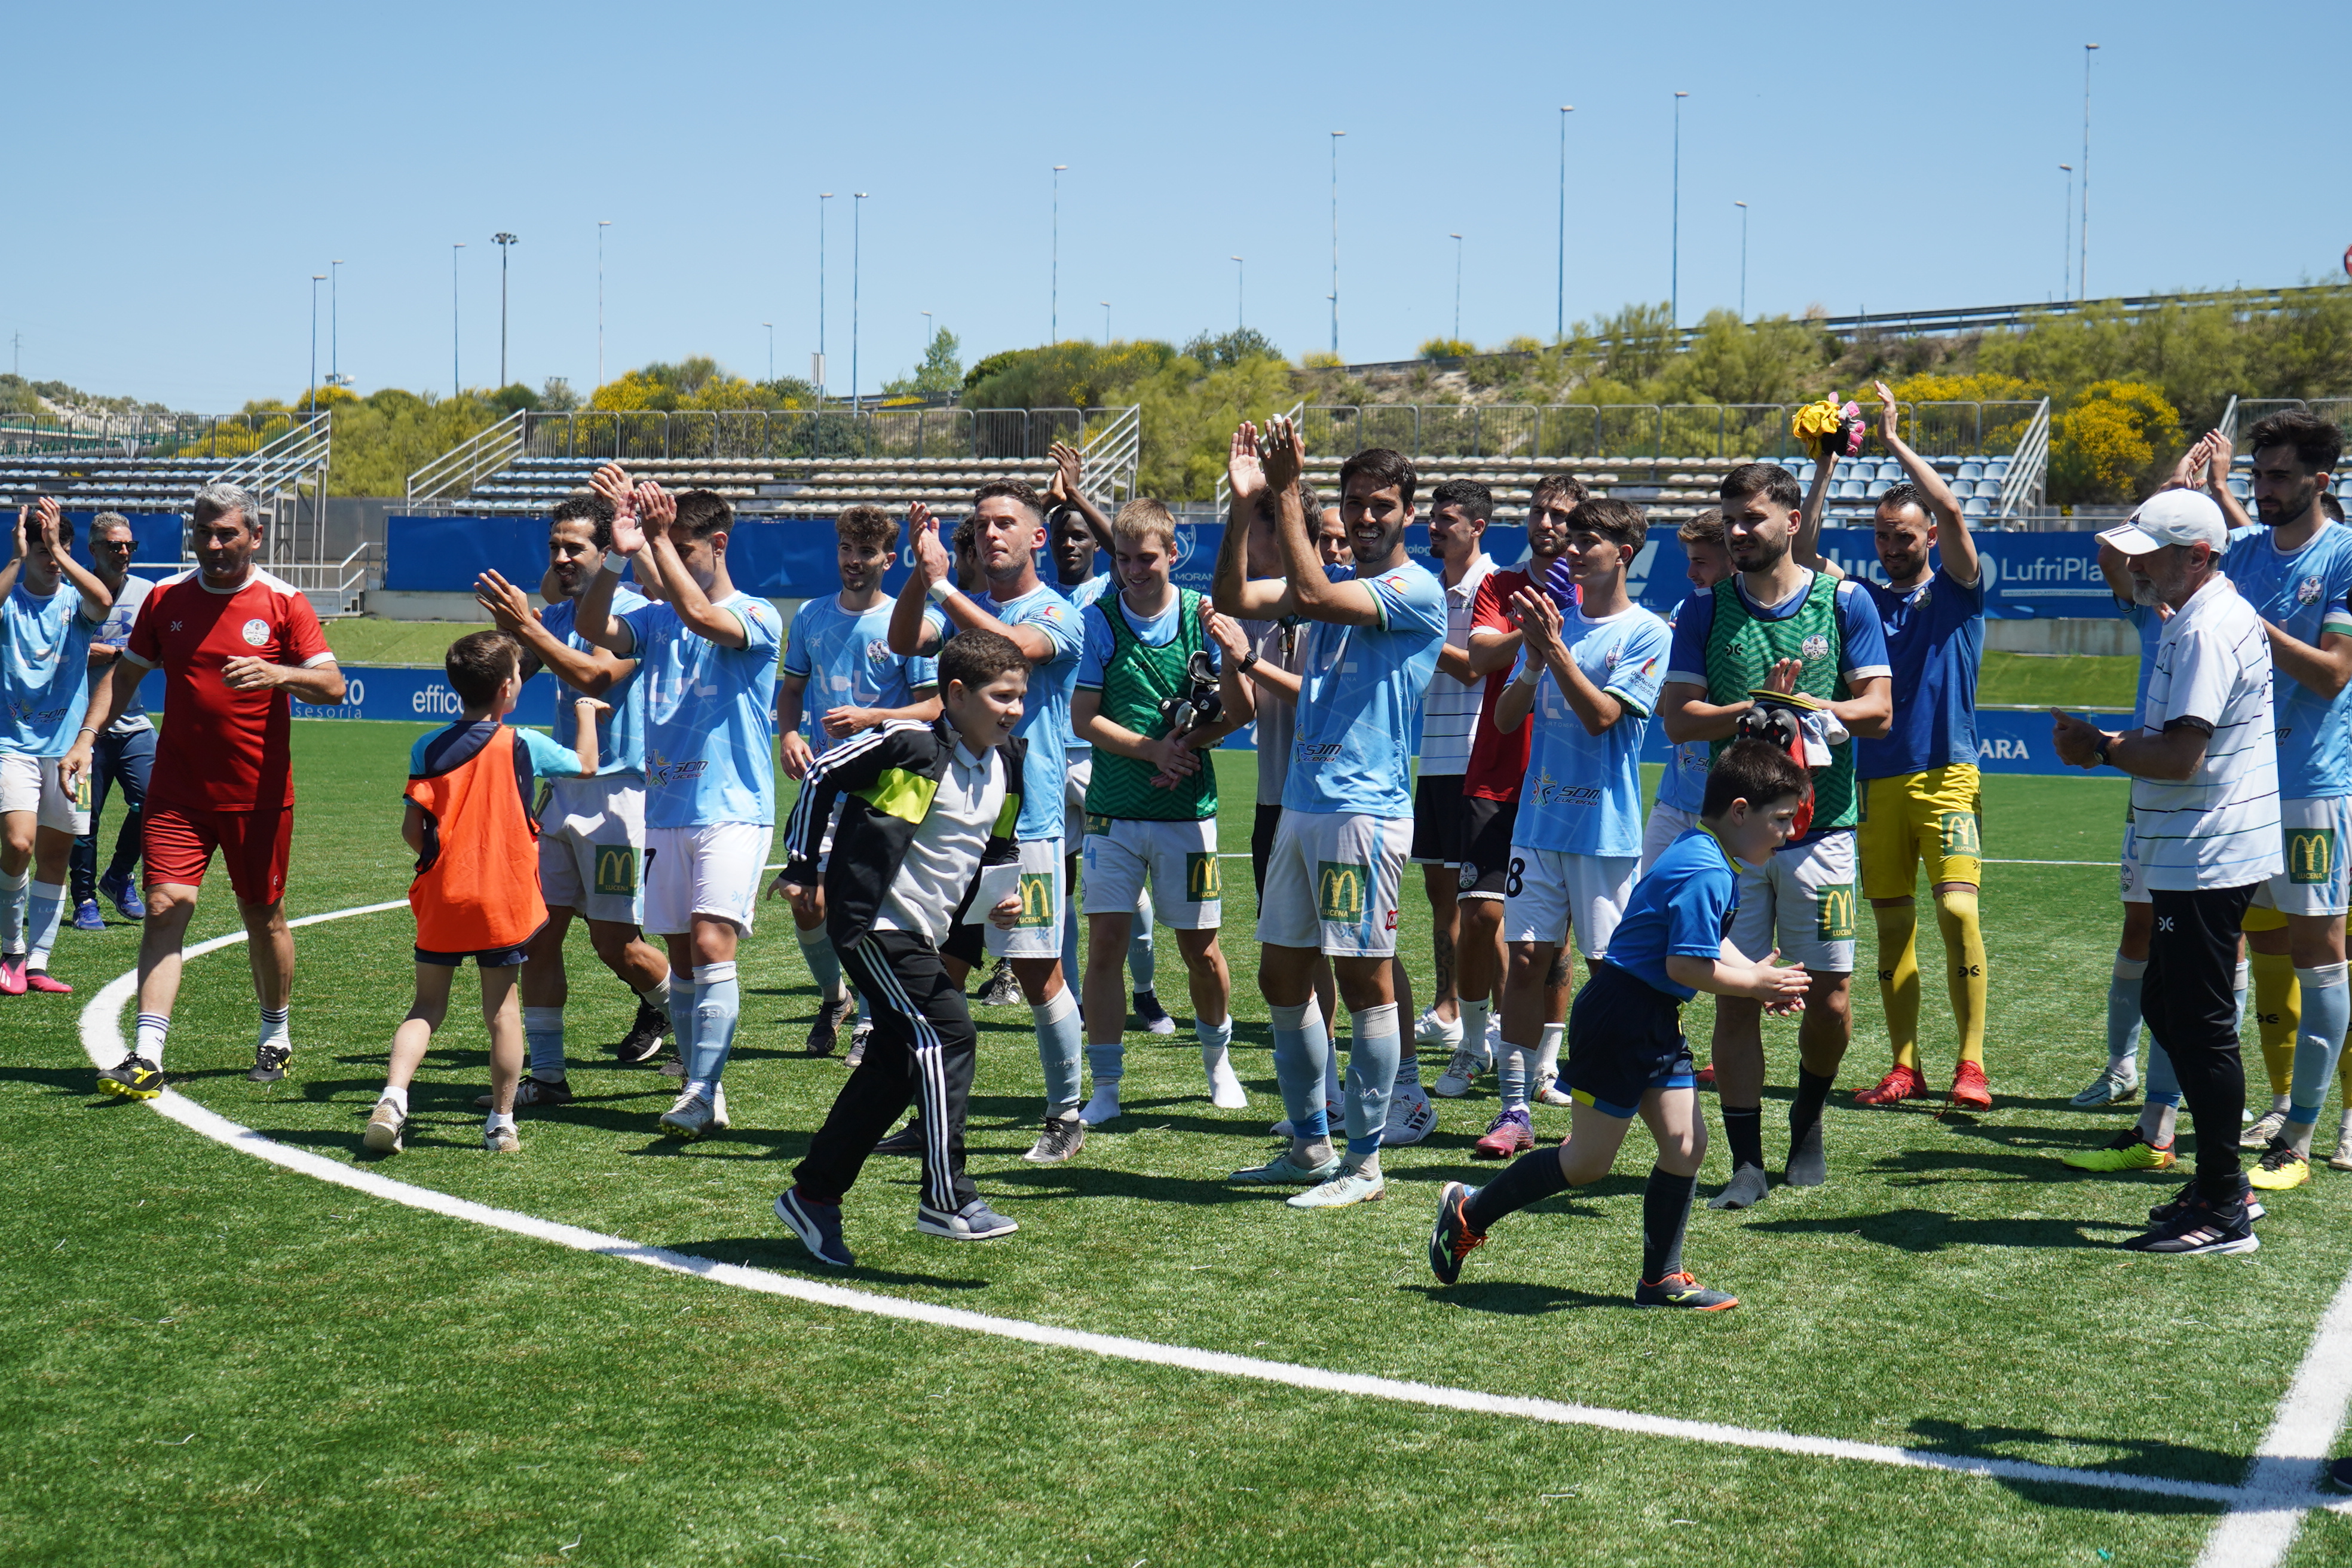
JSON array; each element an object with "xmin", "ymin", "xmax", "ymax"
[{"xmin": 5, "ymin": 723, "xmax": 2350, "ymax": 1567}]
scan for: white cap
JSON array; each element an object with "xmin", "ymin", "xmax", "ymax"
[{"xmin": 2099, "ymin": 489, "xmax": 2228, "ymax": 556}]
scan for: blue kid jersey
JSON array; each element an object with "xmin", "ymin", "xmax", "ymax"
[
  {"xmin": 1282, "ymin": 558, "xmax": 1448, "ymax": 818},
  {"xmin": 1511, "ymin": 606, "xmax": 1673, "ymax": 857},
  {"xmin": 1603, "ymin": 828, "xmax": 1741, "ymax": 1001},
  {"xmin": 1, "ymin": 580, "xmax": 102, "ymax": 757},
  {"xmin": 621, "ymin": 592, "xmax": 783, "ymax": 828},
  {"xmin": 1654, "ymin": 598, "xmax": 1711, "ymax": 813},
  {"xmin": 783, "ymin": 592, "xmax": 939, "ymax": 759},
  {"xmin": 409, "ymin": 721, "xmax": 585, "ymax": 781},
  {"xmin": 2225, "ymin": 522, "xmax": 2352, "ymax": 797},
  {"xmin": 1854, "ymin": 566, "xmax": 1985, "ymax": 780},
  {"xmin": 540, "ymin": 584, "xmax": 648, "ymax": 777},
  {"xmin": 972, "ymin": 582, "xmax": 1082, "ymax": 841}
]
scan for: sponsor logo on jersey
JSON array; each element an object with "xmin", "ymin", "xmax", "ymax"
[{"xmin": 241, "ymin": 618, "xmax": 271, "ymax": 647}]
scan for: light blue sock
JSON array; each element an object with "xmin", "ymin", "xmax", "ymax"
[
  {"xmin": 25, "ymin": 881, "xmax": 65, "ymax": 969},
  {"xmin": 522, "ymin": 1006, "xmax": 566, "ymax": 1081},
  {"xmin": 1129, "ymin": 899, "xmax": 1156, "ymax": 996},
  {"xmin": 1322, "ymin": 1031, "xmax": 1344, "ymax": 1111},
  {"xmin": 671, "ymin": 976, "xmax": 702, "ymax": 1081},
  {"xmin": 1345, "ymin": 1003, "xmax": 1401, "ymax": 1156},
  {"xmin": 688, "ymin": 965, "xmax": 740, "ymax": 1083},
  {"xmin": 1195, "ymin": 1015, "xmax": 1233, "ymax": 1054},
  {"xmin": 1034, "ymin": 987, "xmax": 1083, "ymax": 1116},
  {"xmin": 797, "ymin": 927, "xmax": 847, "ymax": 1004},
  {"xmin": 2145, "ymin": 1039, "xmax": 2182, "ymax": 1108},
  {"xmin": 1269, "ymin": 1000, "xmax": 1330, "ymax": 1139},
  {"xmin": 1085, "ymin": 1041, "xmax": 1123, "ymax": 1089},
  {"xmin": 2105, "ymin": 958, "xmax": 2145, "ymax": 1073},
  {"xmin": 1497, "ymin": 1042, "xmax": 1530, "ymax": 1112},
  {"xmin": 0, "ymin": 868, "xmax": 25, "ymax": 953},
  {"xmin": 2287, "ymin": 963, "xmax": 2350, "ymax": 1128}
]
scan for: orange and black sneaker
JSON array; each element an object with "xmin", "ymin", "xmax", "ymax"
[
  {"xmin": 1634, "ymin": 1272, "xmax": 1740, "ymax": 1310},
  {"xmin": 1854, "ymin": 1065, "xmax": 1927, "ymax": 1107},
  {"xmin": 1950, "ymin": 1061, "xmax": 1993, "ymax": 1111},
  {"xmin": 1427, "ymin": 1181, "xmax": 1488, "ymax": 1285}
]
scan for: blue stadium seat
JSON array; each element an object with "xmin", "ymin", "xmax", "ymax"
[
  {"xmin": 1962, "ymin": 497, "xmax": 1993, "ymax": 517},
  {"xmin": 1836, "ymin": 479, "xmax": 1866, "ymax": 499},
  {"xmin": 1958, "ymin": 461, "xmax": 1984, "ymax": 480},
  {"xmin": 1948, "ymin": 479, "xmax": 1974, "ymax": 499}
]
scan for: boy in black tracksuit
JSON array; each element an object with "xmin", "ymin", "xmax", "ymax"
[{"xmin": 774, "ymin": 629, "xmax": 1033, "ymax": 1265}]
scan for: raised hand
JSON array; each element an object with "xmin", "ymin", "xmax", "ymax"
[
  {"xmin": 908, "ymin": 501, "xmax": 951, "ymax": 586},
  {"xmin": 1873, "ymin": 379, "xmax": 1900, "ymax": 445},
  {"xmin": 1048, "ymin": 440, "xmax": 1084, "ymax": 504},
  {"xmin": 9, "ymin": 505, "xmax": 25, "ymax": 565},
  {"xmin": 1227, "ymin": 422, "xmax": 1267, "ymax": 502},
  {"xmin": 1260, "ymin": 415, "xmax": 1302, "ymax": 494},
  {"xmin": 636, "ymin": 482, "xmax": 675, "ymax": 540},
  {"xmin": 2203, "ymin": 429, "xmax": 2235, "ymax": 491},
  {"xmin": 1762, "ymin": 656, "xmax": 1804, "ymax": 696},
  {"xmin": 594, "ymin": 464, "xmax": 647, "ymax": 556},
  {"xmin": 474, "ymin": 568, "xmax": 535, "ymax": 632},
  {"xmin": 1511, "ymin": 586, "xmax": 1563, "ymax": 659}
]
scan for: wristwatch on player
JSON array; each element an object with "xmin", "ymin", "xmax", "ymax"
[
  {"xmin": 1237, "ymin": 649, "xmax": 1259, "ymax": 675},
  {"xmin": 2091, "ymin": 733, "xmax": 2114, "ymax": 768}
]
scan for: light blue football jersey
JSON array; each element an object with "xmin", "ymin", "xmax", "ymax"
[
  {"xmin": 1, "ymin": 580, "xmax": 102, "ymax": 757},
  {"xmin": 1511, "ymin": 605, "xmax": 1673, "ymax": 858},
  {"xmin": 1653, "ymin": 598, "xmax": 1711, "ymax": 813},
  {"xmin": 2225, "ymin": 521, "xmax": 2352, "ymax": 797},
  {"xmin": 1282, "ymin": 559, "xmax": 1448, "ymax": 819},
  {"xmin": 1061, "ymin": 574, "xmax": 1114, "ymax": 755},
  {"xmin": 622, "ymin": 592, "xmax": 783, "ymax": 828},
  {"xmin": 782, "ymin": 593, "xmax": 939, "ymax": 759},
  {"xmin": 541, "ymin": 584, "xmax": 648, "ymax": 777},
  {"xmin": 971, "ymin": 582, "xmax": 1082, "ymax": 841}
]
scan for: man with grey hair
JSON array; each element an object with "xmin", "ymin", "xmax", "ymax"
[
  {"xmin": 2052, "ymin": 488, "xmax": 2281, "ymax": 1255},
  {"xmin": 70, "ymin": 512, "xmax": 156, "ymax": 932},
  {"xmin": 74, "ymin": 482, "xmax": 346, "ymax": 1097}
]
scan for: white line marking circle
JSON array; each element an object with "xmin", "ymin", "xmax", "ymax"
[{"xmin": 75, "ymin": 899, "xmax": 2352, "ymax": 1542}]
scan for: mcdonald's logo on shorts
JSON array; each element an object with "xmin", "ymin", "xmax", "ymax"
[
  {"xmin": 1815, "ymin": 881, "xmax": 1858, "ymax": 942},
  {"xmin": 1016, "ymin": 872, "xmax": 1057, "ymax": 927},
  {"xmin": 593, "ymin": 845, "xmax": 639, "ymax": 896},
  {"xmin": 1086, "ymin": 813, "xmax": 1111, "ymax": 837},
  {"xmin": 2288, "ymin": 827, "xmax": 2339, "ymax": 886},
  {"xmin": 1939, "ymin": 811, "xmax": 1982, "ymax": 859},
  {"xmin": 1186, "ymin": 852, "xmax": 1221, "ymax": 903},
  {"xmin": 1317, "ymin": 861, "xmax": 1370, "ymax": 923}
]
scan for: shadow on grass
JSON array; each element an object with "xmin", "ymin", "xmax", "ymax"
[
  {"xmin": 1904, "ymin": 1417, "xmax": 2244, "ymax": 1511},
  {"xmin": 1741, "ymin": 1208, "xmax": 2137, "ymax": 1251},
  {"xmin": 0, "ymin": 1064, "xmax": 120, "ymax": 1098},
  {"xmin": 1398, "ymin": 1279, "xmax": 1630, "ymax": 1313},
  {"xmin": 663, "ymin": 1234, "xmax": 990, "ymax": 1291}
]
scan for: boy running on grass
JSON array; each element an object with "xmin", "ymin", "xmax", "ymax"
[
  {"xmin": 365, "ymin": 632, "xmax": 604, "ymax": 1155},
  {"xmin": 1428, "ymin": 739, "xmax": 1812, "ymax": 1307},
  {"xmin": 774, "ymin": 503, "xmax": 943, "ymax": 1058},
  {"xmin": 773, "ymin": 630, "xmax": 1033, "ymax": 1263},
  {"xmin": 1478, "ymin": 500, "xmax": 1673, "ymax": 1160},
  {"xmin": 577, "ymin": 467, "xmax": 783, "ymax": 1142},
  {"xmin": 1068, "ymin": 497, "xmax": 1255, "ymax": 1141}
]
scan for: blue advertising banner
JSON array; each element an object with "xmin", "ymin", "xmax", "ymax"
[{"xmin": 387, "ymin": 515, "xmax": 921, "ymax": 599}]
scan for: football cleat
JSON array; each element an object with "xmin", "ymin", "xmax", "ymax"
[
  {"xmin": 2247, "ymin": 1137, "xmax": 2311, "ymax": 1192},
  {"xmin": 2063, "ymin": 1128, "xmax": 2175, "ymax": 1172},
  {"xmin": 1021, "ymin": 1114, "xmax": 1085, "ymax": 1165},
  {"xmin": 1135, "ymin": 990, "xmax": 1177, "ymax": 1036},
  {"xmin": 806, "ymin": 992, "xmax": 856, "ymax": 1057},
  {"xmin": 97, "ymin": 1055, "xmax": 164, "ymax": 1100},
  {"xmin": 247, "ymin": 1042, "xmax": 291, "ymax": 1083},
  {"xmin": 1230, "ymin": 1148, "xmax": 1343, "ymax": 1186},
  {"xmin": 482, "ymin": 1119, "xmax": 521, "ymax": 1154},
  {"xmin": 979, "ymin": 958, "xmax": 1022, "ymax": 1007},
  {"xmin": 1535, "ymin": 1070, "xmax": 1572, "ymax": 1107},
  {"xmin": 659, "ymin": 1090, "xmax": 716, "ymax": 1141},
  {"xmin": 1427, "ymin": 1181, "xmax": 1487, "ymax": 1285},
  {"xmin": 843, "ymin": 1019, "xmax": 872, "ymax": 1070},
  {"xmin": 0, "ymin": 956, "xmax": 25, "ymax": 996},
  {"xmin": 1634, "ymin": 1272, "xmax": 1740, "ymax": 1310},
  {"xmin": 1433, "ymin": 1042, "xmax": 1491, "ymax": 1098},
  {"xmin": 363, "ymin": 1099, "xmax": 406, "ymax": 1154},
  {"xmin": 2241, "ymin": 1107, "xmax": 2289, "ymax": 1149},
  {"xmin": 1473, "ymin": 1107, "xmax": 1535, "ymax": 1159},
  {"xmin": 1287, "ymin": 1158, "xmax": 1387, "ymax": 1209},
  {"xmin": 24, "ymin": 969, "xmax": 72, "ymax": 995},
  {"xmin": 1853, "ymin": 1065, "xmax": 1927, "ymax": 1107},
  {"xmin": 473, "ymin": 1075, "xmax": 573, "ymax": 1110},
  {"xmin": 873, "ymin": 1119, "xmax": 925, "ymax": 1156},
  {"xmin": 2071, "ymin": 1064, "xmax": 2139, "ymax": 1109},
  {"xmin": 1695, "ymin": 1064, "xmax": 1717, "ymax": 1091},
  {"xmin": 614, "ymin": 998, "xmax": 669, "ymax": 1065},
  {"xmin": 1950, "ymin": 1061, "xmax": 1992, "ymax": 1111},
  {"xmin": 1382, "ymin": 1086, "xmax": 1435, "ymax": 1147}
]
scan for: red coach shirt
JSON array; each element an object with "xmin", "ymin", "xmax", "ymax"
[
  {"xmin": 1460, "ymin": 565, "xmax": 1569, "ymax": 803},
  {"xmin": 122, "ymin": 568, "xmax": 333, "ymax": 811}
]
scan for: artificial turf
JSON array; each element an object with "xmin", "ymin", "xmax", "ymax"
[{"xmin": 4, "ymin": 724, "xmax": 2348, "ymax": 1567}]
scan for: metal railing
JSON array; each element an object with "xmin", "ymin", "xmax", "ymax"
[
  {"xmin": 1996, "ymin": 400, "xmax": 2053, "ymax": 520},
  {"xmin": 0, "ymin": 411, "xmax": 329, "ymax": 462},
  {"xmin": 1280, "ymin": 402, "xmax": 2043, "ymax": 463},
  {"xmin": 1079, "ymin": 405, "xmax": 1142, "ymax": 510}
]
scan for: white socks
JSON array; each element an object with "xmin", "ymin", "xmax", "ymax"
[{"xmin": 378, "ymin": 1084, "xmax": 411, "ymax": 1116}]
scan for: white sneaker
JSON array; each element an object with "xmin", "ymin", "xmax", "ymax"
[
  {"xmin": 710, "ymin": 1080, "xmax": 731, "ymax": 1131},
  {"xmin": 2242, "ymin": 1107, "xmax": 2289, "ymax": 1149},
  {"xmin": 1383, "ymin": 1086, "xmax": 1436, "ymax": 1147},
  {"xmin": 1079, "ymin": 1083, "xmax": 1122, "ymax": 1125},
  {"xmin": 1285, "ymin": 1156, "xmax": 1388, "ymax": 1209},
  {"xmin": 482, "ymin": 1117, "xmax": 520, "ymax": 1153},
  {"xmin": 363, "ymin": 1098, "xmax": 406, "ymax": 1154},
  {"xmin": 660, "ymin": 1090, "xmax": 716, "ymax": 1140},
  {"xmin": 2070, "ymin": 1064, "xmax": 2139, "ymax": 1109},
  {"xmin": 1414, "ymin": 1006, "xmax": 1463, "ymax": 1048},
  {"xmin": 1434, "ymin": 1042, "xmax": 1491, "ymax": 1098},
  {"xmin": 1270, "ymin": 1102, "xmax": 1345, "ymax": 1138},
  {"xmin": 1535, "ymin": 1070, "xmax": 1572, "ymax": 1107},
  {"xmin": 1203, "ymin": 1046, "xmax": 1249, "ymax": 1110}
]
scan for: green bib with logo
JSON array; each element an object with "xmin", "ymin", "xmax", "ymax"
[
  {"xmin": 1703, "ymin": 571, "xmax": 1857, "ymax": 831},
  {"xmin": 1085, "ymin": 587, "xmax": 1218, "ymax": 822}
]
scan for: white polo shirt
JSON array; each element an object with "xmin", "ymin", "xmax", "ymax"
[
  {"xmin": 2131, "ymin": 573, "xmax": 2284, "ymax": 892},
  {"xmin": 872, "ymin": 740, "xmax": 1009, "ymax": 945},
  {"xmin": 1418, "ymin": 553, "xmax": 1494, "ymax": 776}
]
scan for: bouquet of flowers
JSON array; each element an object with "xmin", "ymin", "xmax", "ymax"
[{"xmin": 1792, "ymin": 394, "xmax": 1866, "ymax": 461}]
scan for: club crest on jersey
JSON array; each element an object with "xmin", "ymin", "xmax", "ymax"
[
  {"xmin": 1800, "ymin": 633, "xmax": 1830, "ymax": 663},
  {"xmin": 241, "ymin": 618, "xmax": 271, "ymax": 647},
  {"xmin": 2298, "ymin": 576, "xmax": 2325, "ymax": 605},
  {"xmin": 863, "ymin": 638, "xmax": 894, "ymax": 664}
]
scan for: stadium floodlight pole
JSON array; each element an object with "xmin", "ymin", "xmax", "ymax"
[
  {"xmin": 763, "ymin": 321, "xmax": 774, "ymax": 384},
  {"xmin": 329, "ymin": 259, "xmax": 343, "ymax": 388},
  {"xmin": 1671, "ymin": 92, "xmax": 1688, "ymax": 330},
  {"xmin": 1557, "ymin": 106, "xmax": 1572, "ymax": 342},
  {"xmin": 1101, "ymin": 301, "xmax": 1111, "ymax": 346},
  {"xmin": 2058, "ymin": 165, "xmax": 2073, "ymax": 299},
  {"xmin": 1734, "ymin": 202, "xmax": 1748, "ymax": 321},
  {"xmin": 451, "ymin": 241, "xmax": 465, "ymax": 399},
  {"xmin": 308, "ymin": 274, "xmax": 324, "ymax": 412},
  {"xmin": 818, "ymin": 196, "xmax": 832, "ymax": 385},
  {"xmin": 852, "ymin": 192, "xmax": 867, "ymax": 414},
  {"xmin": 1230, "ymin": 256, "xmax": 1244, "ymax": 332},
  {"xmin": 596, "ymin": 221, "xmax": 610, "ymax": 390},
  {"xmin": 2080, "ymin": 44, "xmax": 2098, "ymax": 302},
  {"xmin": 1449, "ymin": 233, "xmax": 1463, "ymax": 341},
  {"xmin": 1330, "ymin": 132, "xmax": 1344, "ymax": 357},
  {"xmin": 493, "ymin": 232, "xmax": 517, "ymax": 390},
  {"xmin": 1051, "ymin": 166, "xmax": 1067, "ymax": 344}
]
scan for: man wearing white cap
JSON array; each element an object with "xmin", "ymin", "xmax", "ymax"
[{"xmin": 2052, "ymin": 488, "xmax": 2281, "ymax": 1255}]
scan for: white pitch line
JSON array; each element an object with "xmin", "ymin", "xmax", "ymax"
[
  {"xmin": 74, "ymin": 901, "xmax": 2351, "ymax": 1521},
  {"xmin": 2195, "ymin": 1268, "xmax": 2352, "ymax": 1567}
]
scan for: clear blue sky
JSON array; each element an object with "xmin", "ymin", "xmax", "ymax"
[{"xmin": 8, "ymin": 1, "xmax": 2343, "ymax": 412}]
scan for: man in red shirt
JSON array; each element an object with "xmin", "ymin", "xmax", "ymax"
[
  {"xmin": 71, "ymin": 484, "xmax": 345, "ymax": 1097},
  {"xmin": 1434, "ymin": 474, "xmax": 1582, "ymax": 1149}
]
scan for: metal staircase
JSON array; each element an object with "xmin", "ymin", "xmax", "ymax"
[{"xmin": 212, "ymin": 414, "xmax": 362, "ymax": 618}]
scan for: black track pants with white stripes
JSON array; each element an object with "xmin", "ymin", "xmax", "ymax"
[{"xmin": 794, "ymin": 930, "xmax": 979, "ymax": 1215}]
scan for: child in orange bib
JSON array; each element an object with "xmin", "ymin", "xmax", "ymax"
[{"xmin": 365, "ymin": 631, "xmax": 605, "ymax": 1156}]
